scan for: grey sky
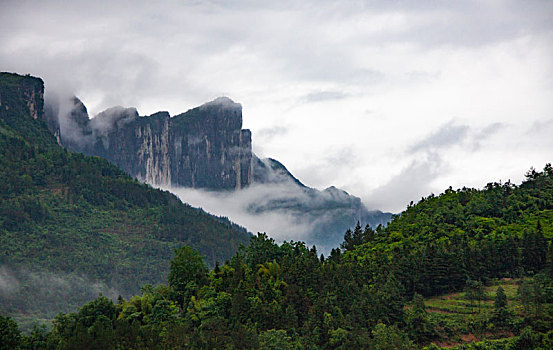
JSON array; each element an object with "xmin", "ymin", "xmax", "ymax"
[{"xmin": 1, "ymin": 0, "xmax": 552, "ymax": 212}]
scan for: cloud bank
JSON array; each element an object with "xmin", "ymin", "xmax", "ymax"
[
  {"xmin": 163, "ymin": 182, "xmax": 346, "ymax": 254},
  {"xmin": 1, "ymin": 0, "xmax": 552, "ymax": 212}
]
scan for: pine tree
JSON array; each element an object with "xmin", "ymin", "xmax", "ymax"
[
  {"xmin": 363, "ymin": 224, "xmax": 375, "ymax": 243},
  {"xmin": 492, "ymin": 285, "xmax": 510, "ymax": 328},
  {"xmin": 405, "ymin": 293, "xmax": 435, "ymax": 343},
  {"xmin": 546, "ymin": 243, "xmax": 553, "ymax": 278},
  {"xmin": 352, "ymin": 221, "xmax": 364, "ymax": 246},
  {"xmin": 494, "ymin": 286, "xmax": 507, "ymax": 309},
  {"xmin": 341, "ymin": 229, "xmax": 353, "ymax": 251}
]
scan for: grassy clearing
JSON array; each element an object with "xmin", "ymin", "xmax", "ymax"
[{"xmin": 421, "ymin": 278, "xmax": 522, "ymax": 347}]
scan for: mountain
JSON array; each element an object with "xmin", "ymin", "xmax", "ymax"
[
  {"xmin": 46, "ymin": 95, "xmax": 252, "ymax": 190},
  {"xmin": 249, "ymin": 156, "xmax": 392, "ymax": 251},
  {"xmin": 3, "ymin": 165, "xmax": 552, "ymax": 349},
  {"xmin": 45, "ymin": 93, "xmax": 392, "ymax": 251},
  {"xmin": 0, "ymin": 72, "xmax": 251, "ymax": 326}
]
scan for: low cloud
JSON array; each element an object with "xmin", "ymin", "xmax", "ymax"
[
  {"xmin": 161, "ymin": 181, "xmax": 368, "ymax": 254},
  {"xmin": 45, "ymin": 91, "xmax": 94, "ymax": 148},
  {"xmin": 409, "ymin": 121, "xmax": 505, "ymax": 154},
  {"xmin": 470, "ymin": 122, "xmax": 504, "ymax": 151},
  {"xmin": 0, "ymin": 266, "xmax": 19, "ymax": 297},
  {"xmin": 163, "ymin": 183, "xmax": 319, "ymax": 244},
  {"xmin": 255, "ymin": 126, "xmax": 288, "ymax": 140},
  {"xmin": 0, "ymin": 266, "xmax": 120, "ymax": 317},
  {"xmin": 45, "ymin": 89, "xmax": 142, "ymax": 152},
  {"xmin": 367, "ymin": 152, "xmax": 445, "ymax": 211},
  {"xmin": 367, "ymin": 121, "xmax": 508, "ymax": 211},
  {"xmin": 409, "ymin": 121, "xmax": 469, "ymax": 153},
  {"xmin": 89, "ymin": 106, "xmax": 138, "ymax": 136},
  {"xmin": 528, "ymin": 118, "xmax": 553, "ymax": 135}
]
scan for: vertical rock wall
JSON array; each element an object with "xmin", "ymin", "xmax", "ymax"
[
  {"xmin": 45, "ymin": 96, "xmax": 253, "ymax": 190},
  {"xmin": 168, "ymin": 97, "xmax": 251, "ymax": 190}
]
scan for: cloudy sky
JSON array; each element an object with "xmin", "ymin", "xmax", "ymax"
[{"xmin": 1, "ymin": 0, "xmax": 552, "ymax": 212}]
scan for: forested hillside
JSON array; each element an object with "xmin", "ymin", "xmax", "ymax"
[
  {"xmin": 2, "ymin": 163, "xmax": 552, "ymax": 349},
  {"xmin": 344, "ymin": 165, "xmax": 553, "ymax": 297},
  {"xmin": 0, "ymin": 73, "xmax": 250, "ymax": 325}
]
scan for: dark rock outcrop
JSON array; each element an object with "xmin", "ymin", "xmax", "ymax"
[
  {"xmin": 0, "ymin": 72, "xmax": 44, "ymax": 121},
  {"xmin": 46, "ymin": 96, "xmax": 252, "ymax": 190}
]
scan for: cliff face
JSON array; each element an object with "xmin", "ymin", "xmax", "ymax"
[
  {"xmin": 169, "ymin": 98, "xmax": 252, "ymax": 189},
  {"xmin": 0, "ymin": 72, "xmax": 252, "ymax": 323},
  {"xmin": 46, "ymin": 97, "xmax": 252, "ymax": 190},
  {"xmin": 44, "ymin": 92, "xmax": 393, "ymax": 251},
  {"xmin": 0, "ymin": 72, "xmax": 44, "ymax": 121},
  {"xmin": 0, "ymin": 73, "xmax": 55, "ymax": 150}
]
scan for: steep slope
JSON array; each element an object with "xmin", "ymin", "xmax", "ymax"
[
  {"xmin": 0, "ymin": 72, "xmax": 251, "ymax": 324},
  {"xmin": 46, "ymin": 95, "xmax": 252, "ymax": 190},
  {"xmin": 45, "ymin": 93, "xmax": 392, "ymax": 251}
]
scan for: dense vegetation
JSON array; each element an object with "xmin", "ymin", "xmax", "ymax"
[
  {"xmin": 3, "ymin": 165, "xmax": 553, "ymax": 349},
  {"xmin": 0, "ymin": 73, "xmax": 250, "ymax": 326}
]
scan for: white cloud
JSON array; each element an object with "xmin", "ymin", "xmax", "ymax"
[
  {"xmin": 1, "ymin": 0, "xmax": 552, "ymax": 213},
  {"xmin": 162, "ymin": 184, "xmax": 333, "ymax": 251}
]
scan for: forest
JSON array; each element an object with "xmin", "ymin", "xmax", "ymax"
[
  {"xmin": 0, "ymin": 72, "xmax": 250, "ymax": 328},
  {"xmin": 2, "ymin": 164, "xmax": 553, "ymax": 349}
]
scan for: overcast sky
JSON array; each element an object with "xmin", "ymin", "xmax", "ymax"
[{"xmin": 1, "ymin": 0, "xmax": 552, "ymax": 212}]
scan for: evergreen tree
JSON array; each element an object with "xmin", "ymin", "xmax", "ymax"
[
  {"xmin": 0, "ymin": 315, "xmax": 21, "ymax": 350},
  {"xmin": 546, "ymin": 243, "xmax": 553, "ymax": 279},
  {"xmin": 492, "ymin": 286, "xmax": 510, "ymax": 328},
  {"xmin": 168, "ymin": 246, "xmax": 209, "ymax": 307},
  {"xmin": 494, "ymin": 286, "xmax": 507, "ymax": 309},
  {"xmin": 518, "ymin": 279, "xmax": 533, "ymax": 315},
  {"xmin": 405, "ymin": 293, "xmax": 435, "ymax": 343},
  {"xmin": 341, "ymin": 228, "xmax": 354, "ymax": 251},
  {"xmin": 464, "ymin": 279, "xmax": 485, "ymax": 313}
]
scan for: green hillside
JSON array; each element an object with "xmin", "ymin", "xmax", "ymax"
[
  {"xmin": 0, "ymin": 73, "xmax": 250, "ymax": 325},
  {"xmin": 346, "ymin": 165, "xmax": 553, "ymax": 298},
  {"xmin": 2, "ymin": 165, "xmax": 551, "ymax": 349}
]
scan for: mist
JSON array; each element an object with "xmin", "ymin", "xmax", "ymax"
[
  {"xmin": 0, "ymin": 266, "xmax": 121, "ymax": 318},
  {"xmin": 163, "ymin": 183, "xmax": 320, "ymax": 242},
  {"xmin": 45, "ymin": 89, "xmax": 143, "ymax": 153},
  {"xmin": 161, "ymin": 182, "xmax": 354, "ymax": 254},
  {"xmin": 2, "ymin": 0, "xmax": 552, "ymax": 213}
]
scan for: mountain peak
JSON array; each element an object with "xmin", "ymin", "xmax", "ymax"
[{"xmin": 200, "ymin": 96, "xmax": 242, "ymax": 110}]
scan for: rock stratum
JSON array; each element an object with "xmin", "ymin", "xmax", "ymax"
[
  {"xmin": 45, "ymin": 93, "xmax": 392, "ymax": 251},
  {"xmin": 46, "ymin": 96, "xmax": 252, "ymax": 190}
]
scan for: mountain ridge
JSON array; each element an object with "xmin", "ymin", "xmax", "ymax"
[{"xmin": 44, "ymin": 91, "xmax": 393, "ymax": 250}]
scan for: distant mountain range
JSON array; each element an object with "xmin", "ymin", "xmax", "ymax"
[{"xmin": 45, "ymin": 93, "xmax": 393, "ymax": 251}]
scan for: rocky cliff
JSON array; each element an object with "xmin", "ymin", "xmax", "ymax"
[
  {"xmin": 46, "ymin": 96, "xmax": 252, "ymax": 190},
  {"xmin": 45, "ymin": 93, "xmax": 393, "ymax": 251},
  {"xmin": 0, "ymin": 73, "xmax": 44, "ymax": 119},
  {"xmin": 0, "ymin": 72, "xmax": 253, "ymax": 324},
  {"xmin": 0, "ymin": 72, "xmax": 44, "ymax": 121},
  {"xmin": 0, "ymin": 72, "xmax": 54, "ymax": 150}
]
